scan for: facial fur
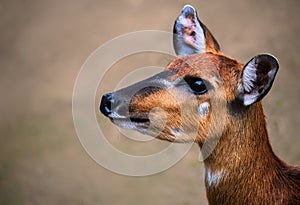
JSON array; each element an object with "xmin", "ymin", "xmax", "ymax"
[{"xmin": 102, "ymin": 53, "xmax": 243, "ymax": 144}]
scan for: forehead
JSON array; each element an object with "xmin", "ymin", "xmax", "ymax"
[{"xmin": 165, "ymin": 53, "xmax": 242, "ymax": 81}]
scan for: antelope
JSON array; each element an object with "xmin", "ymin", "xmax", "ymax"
[{"xmin": 100, "ymin": 5, "xmax": 300, "ymax": 205}]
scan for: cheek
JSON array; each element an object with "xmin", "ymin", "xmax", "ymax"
[{"xmin": 198, "ymin": 102, "xmax": 210, "ymax": 118}]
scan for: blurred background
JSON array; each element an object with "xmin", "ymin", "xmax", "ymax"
[{"xmin": 0, "ymin": 0, "xmax": 299, "ymax": 204}]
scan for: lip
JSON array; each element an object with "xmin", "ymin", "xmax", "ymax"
[
  {"xmin": 108, "ymin": 112, "xmax": 150, "ymax": 125},
  {"xmin": 129, "ymin": 113, "xmax": 150, "ymax": 124}
]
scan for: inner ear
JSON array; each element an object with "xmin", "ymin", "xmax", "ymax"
[
  {"xmin": 238, "ymin": 54, "xmax": 279, "ymax": 106},
  {"xmin": 173, "ymin": 5, "xmax": 220, "ymax": 56}
]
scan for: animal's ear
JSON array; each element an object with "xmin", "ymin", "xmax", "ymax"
[
  {"xmin": 238, "ymin": 54, "xmax": 279, "ymax": 106},
  {"xmin": 173, "ymin": 5, "xmax": 220, "ymax": 56}
]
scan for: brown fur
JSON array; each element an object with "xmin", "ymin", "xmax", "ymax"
[
  {"xmin": 205, "ymin": 102, "xmax": 300, "ymax": 204},
  {"xmin": 101, "ymin": 8, "xmax": 300, "ymax": 204},
  {"xmin": 118, "ymin": 52, "xmax": 300, "ymax": 203}
]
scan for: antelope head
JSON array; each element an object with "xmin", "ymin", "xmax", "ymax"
[{"xmin": 100, "ymin": 5, "xmax": 278, "ymax": 146}]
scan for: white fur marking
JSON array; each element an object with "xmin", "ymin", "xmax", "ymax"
[
  {"xmin": 243, "ymin": 59, "xmax": 257, "ymax": 93},
  {"xmin": 241, "ymin": 59, "xmax": 259, "ymax": 106},
  {"xmin": 198, "ymin": 102, "xmax": 210, "ymax": 118},
  {"xmin": 205, "ymin": 168, "xmax": 226, "ymax": 187}
]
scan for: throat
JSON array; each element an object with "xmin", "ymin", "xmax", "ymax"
[{"xmin": 201, "ymin": 102, "xmax": 282, "ymax": 202}]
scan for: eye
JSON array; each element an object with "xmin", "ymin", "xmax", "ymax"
[{"xmin": 184, "ymin": 76, "xmax": 208, "ymax": 95}]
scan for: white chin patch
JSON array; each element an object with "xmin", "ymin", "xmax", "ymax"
[{"xmin": 198, "ymin": 102, "xmax": 210, "ymax": 118}]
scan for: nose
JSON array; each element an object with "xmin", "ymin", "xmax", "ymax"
[{"xmin": 100, "ymin": 93, "xmax": 113, "ymax": 117}]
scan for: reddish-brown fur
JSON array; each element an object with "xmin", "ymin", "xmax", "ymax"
[
  {"xmin": 100, "ymin": 6, "xmax": 300, "ymax": 204},
  {"xmin": 205, "ymin": 101, "xmax": 300, "ymax": 204},
  {"xmin": 110, "ymin": 52, "xmax": 300, "ymax": 204}
]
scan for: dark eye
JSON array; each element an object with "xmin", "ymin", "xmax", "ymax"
[{"xmin": 184, "ymin": 77, "xmax": 207, "ymax": 95}]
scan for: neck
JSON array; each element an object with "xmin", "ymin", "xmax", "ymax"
[{"xmin": 202, "ymin": 102, "xmax": 284, "ymax": 204}]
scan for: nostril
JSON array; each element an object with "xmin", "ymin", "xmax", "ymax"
[{"xmin": 100, "ymin": 93, "xmax": 113, "ymax": 117}]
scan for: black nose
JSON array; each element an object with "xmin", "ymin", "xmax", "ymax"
[{"xmin": 100, "ymin": 93, "xmax": 113, "ymax": 117}]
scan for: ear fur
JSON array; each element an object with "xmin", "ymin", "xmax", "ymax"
[
  {"xmin": 173, "ymin": 5, "xmax": 220, "ymax": 56},
  {"xmin": 238, "ymin": 54, "xmax": 279, "ymax": 106}
]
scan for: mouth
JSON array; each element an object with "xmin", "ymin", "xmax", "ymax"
[
  {"xmin": 107, "ymin": 112, "xmax": 150, "ymax": 128},
  {"xmin": 129, "ymin": 113, "xmax": 150, "ymax": 124}
]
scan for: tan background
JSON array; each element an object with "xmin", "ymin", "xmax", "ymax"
[{"xmin": 0, "ymin": 0, "xmax": 299, "ymax": 204}]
